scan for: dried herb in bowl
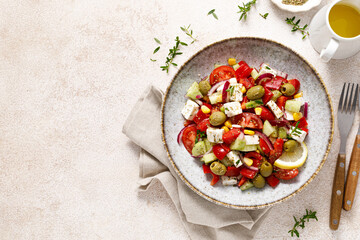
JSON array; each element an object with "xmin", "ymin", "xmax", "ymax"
[{"xmin": 282, "ymin": 0, "xmax": 308, "ymax": 6}]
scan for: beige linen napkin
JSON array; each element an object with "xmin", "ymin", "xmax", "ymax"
[{"xmin": 123, "ymin": 85, "xmax": 271, "ymax": 240}]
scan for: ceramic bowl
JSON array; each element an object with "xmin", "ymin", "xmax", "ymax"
[
  {"xmin": 161, "ymin": 37, "xmax": 334, "ymax": 209},
  {"xmin": 271, "ymin": 0, "xmax": 322, "ymax": 12}
]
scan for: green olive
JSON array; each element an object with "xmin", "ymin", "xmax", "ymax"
[
  {"xmin": 271, "ymin": 90, "xmax": 282, "ymax": 102},
  {"xmin": 283, "ymin": 140, "xmax": 298, "ymax": 152},
  {"xmin": 199, "ymin": 80, "xmax": 211, "ymax": 95},
  {"xmin": 246, "ymin": 85, "xmax": 265, "ymax": 100},
  {"xmin": 252, "ymin": 174, "xmax": 266, "ymax": 188},
  {"xmin": 209, "ymin": 112, "xmax": 227, "ymax": 126},
  {"xmin": 280, "ymin": 83, "xmax": 296, "ymax": 96},
  {"xmin": 260, "ymin": 161, "xmax": 273, "ymax": 177},
  {"xmin": 210, "ymin": 161, "xmax": 227, "ymax": 175},
  {"xmin": 221, "ymin": 156, "xmax": 234, "ymax": 167}
]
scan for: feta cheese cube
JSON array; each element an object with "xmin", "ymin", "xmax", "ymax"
[
  {"xmin": 223, "ymin": 102, "xmax": 242, "ymax": 117},
  {"xmin": 209, "ymin": 92, "xmax": 222, "ymax": 104},
  {"xmin": 266, "ymin": 100, "xmax": 284, "ymax": 119},
  {"xmin": 206, "ymin": 127, "xmax": 224, "ymax": 143},
  {"xmin": 229, "ymin": 83, "xmax": 243, "ymax": 102},
  {"xmin": 245, "ymin": 135, "xmax": 260, "ymax": 145},
  {"xmin": 216, "ymin": 78, "xmax": 238, "ymax": 92},
  {"xmin": 221, "ymin": 176, "xmax": 238, "ymax": 186},
  {"xmin": 227, "ymin": 151, "xmax": 242, "ymax": 168},
  {"xmin": 258, "ymin": 63, "xmax": 277, "ymax": 76},
  {"xmin": 181, "ymin": 100, "xmax": 199, "ymax": 120},
  {"xmin": 284, "ymin": 110, "xmax": 295, "ymax": 121},
  {"xmin": 288, "ymin": 126, "xmax": 307, "ymax": 143}
]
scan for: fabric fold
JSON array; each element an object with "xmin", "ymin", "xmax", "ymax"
[{"xmin": 123, "ymin": 85, "xmax": 271, "ymax": 239}]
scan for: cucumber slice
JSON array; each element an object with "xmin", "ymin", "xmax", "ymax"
[
  {"xmin": 285, "ymin": 99, "xmax": 302, "ymax": 113},
  {"xmin": 186, "ymin": 82, "xmax": 203, "ymax": 100},
  {"xmin": 204, "ymin": 139, "xmax": 213, "ymax": 152},
  {"xmin": 241, "ymin": 145, "xmax": 258, "ymax": 152},
  {"xmin": 233, "ymin": 63, "xmax": 240, "ymax": 71},
  {"xmin": 230, "ymin": 137, "xmax": 246, "ymax": 151},
  {"xmin": 192, "ymin": 141, "xmax": 206, "ymax": 157},
  {"xmin": 251, "ymin": 68, "xmax": 259, "ymax": 80},
  {"xmin": 278, "ymin": 127, "xmax": 287, "ymax": 139},
  {"xmin": 263, "ymin": 120, "xmax": 276, "ymax": 137},
  {"xmin": 201, "ymin": 153, "xmax": 217, "ymax": 164},
  {"xmin": 240, "ymin": 180, "xmax": 254, "ymax": 191},
  {"xmin": 245, "ymin": 99, "xmax": 263, "ymax": 109},
  {"xmin": 270, "ymin": 126, "xmax": 279, "ymax": 138},
  {"xmin": 271, "ymin": 90, "xmax": 282, "ymax": 102}
]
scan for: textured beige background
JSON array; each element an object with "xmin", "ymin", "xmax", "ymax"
[{"xmin": 0, "ymin": 0, "xmax": 359, "ymax": 239}]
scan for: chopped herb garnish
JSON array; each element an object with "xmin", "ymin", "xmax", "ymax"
[
  {"xmin": 226, "ymin": 86, "xmax": 235, "ymax": 96},
  {"xmin": 265, "ymin": 66, "xmax": 271, "ymax": 70},
  {"xmin": 238, "ymin": 0, "xmax": 257, "ymax": 21},
  {"xmin": 153, "ymin": 46, "xmax": 160, "ymax": 54},
  {"xmin": 285, "ymin": 17, "xmax": 310, "ymax": 39},
  {"xmin": 195, "ymin": 130, "xmax": 206, "ymax": 143},
  {"xmin": 207, "ymin": 9, "xmax": 218, "ymax": 20},
  {"xmin": 236, "ymin": 160, "xmax": 240, "ymax": 165},
  {"xmin": 288, "ymin": 121, "xmax": 302, "ymax": 138},
  {"xmin": 259, "ymin": 13, "xmax": 269, "ymax": 19},
  {"xmin": 160, "ymin": 36, "xmax": 187, "ymax": 73},
  {"xmin": 180, "ymin": 25, "xmax": 198, "ymax": 44},
  {"xmin": 288, "ymin": 209, "xmax": 318, "ymax": 237},
  {"xmin": 225, "ymin": 108, "xmax": 229, "ymax": 111},
  {"xmin": 154, "ymin": 38, "xmax": 161, "ymax": 44},
  {"xmin": 150, "ymin": 59, "xmax": 157, "ymax": 62}
]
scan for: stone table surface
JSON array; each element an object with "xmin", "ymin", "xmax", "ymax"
[{"xmin": 0, "ymin": 0, "xmax": 360, "ymax": 239}]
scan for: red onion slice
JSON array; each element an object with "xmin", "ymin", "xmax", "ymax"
[
  {"xmin": 268, "ymin": 119, "xmax": 288, "ymax": 127},
  {"xmin": 257, "ymin": 73, "xmax": 274, "ymax": 81},
  {"xmin": 177, "ymin": 124, "xmax": 196, "ymax": 145},
  {"xmin": 196, "ymin": 95, "xmax": 202, "ymax": 99},
  {"xmin": 304, "ymin": 102, "xmax": 308, "ymax": 119},
  {"xmin": 207, "ymin": 81, "xmax": 225, "ymax": 96},
  {"xmin": 254, "ymin": 131, "xmax": 274, "ymax": 151},
  {"xmin": 222, "ymin": 81, "xmax": 230, "ymax": 102}
]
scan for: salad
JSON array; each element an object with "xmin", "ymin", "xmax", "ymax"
[{"xmin": 178, "ymin": 58, "xmax": 309, "ymax": 191}]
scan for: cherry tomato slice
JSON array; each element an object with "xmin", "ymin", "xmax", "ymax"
[
  {"xmin": 238, "ymin": 78, "xmax": 254, "ymax": 90},
  {"xmin": 209, "ymin": 66, "xmax": 236, "ymax": 86},
  {"xmin": 202, "ymin": 164, "xmax": 220, "ymax": 186},
  {"xmin": 181, "ymin": 125, "xmax": 197, "ymax": 154},
  {"xmin": 259, "ymin": 138, "xmax": 271, "ymax": 155},
  {"xmin": 238, "ymin": 176, "xmax": 248, "ymax": 186},
  {"xmin": 222, "ymin": 128, "xmax": 241, "ymax": 145},
  {"xmin": 258, "ymin": 106, "xmax": 275, "ymax": 121},
  {"xmin": 213, "ymin": 144, "xmax": 230, "ymax": 160},
  {"xmin": 225, "ymin": 166, "xmax": 241, "ymax": 177},
  {"xmin": 235, "ymin": 61, "xmax": 252, "ymax": 79},
  {"xmin": 262, "ymin": 87, "xmax": 274, "ymax": 105},
  {"xmin": 266, "ymin": 174, "xmax": 280, "ymax": 187},
  {"xmin": 230, "ymin": 112, "xmax": 263, "ymax": 129},
  {"xmin": 269, "ymin": 138, "xmax": 284, "ymax": 164},
  {"xmin": 273, "ymin": 167, "xmax": 299, "ymax": 180},
  {"xmin": 197, "ymin": 118, "xmax": 211, "ymax": 132},
  {"xmin": 288, "ymin": 79, "xmax": 300, "ymax": 94},
  {"xmin": 193, "ymin": 110, "xmax": 210, "ymax": 125},
  {"xmin": 240, "ymin": 167, "xmax": 257, "ymax": 179}
]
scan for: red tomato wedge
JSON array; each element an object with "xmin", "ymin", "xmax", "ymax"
[
  {"xmin": 238, "ymin": 78, "xmax": 254, "ymax": 89},
  {"xmin": 288, "ymin": 79, "xmax": 300, "ymax": 94},
  {"xmin": 261, "ymin": 76, "xmax": 287, "ymax": 90},
  {"xmin": 269, "ymin": 138, "xmax": 284, "ymax": 164},
  {"xmin": 258, "ymin": 106, "xmax": 275, "ymax": 121},
  {"xmin": 213, "ymin": 144, "xmax": 230, "ymax": 160},
  {"xmin": 181, "ymin": 125, "xmax": 197, "ymax": 154},
  {"xmin": 240, "ymin": 167, "xmax": 257, "ymax": 179},
  {"xmin": 225, "ymin": 166, "xmax": 241, "ymax": 177},
  {"xmin": 276, "ymin": 96, "xmax": 289, "ymax": 111},
  {"xmin": 262, "ymin": 87, "xmax": 274, "ymax": 105},
  {"xmin": 273, "ymin": 167, "xmax": 299, "ymax": 180},
  {"xmin": 222, "ymin": 128, "xmax": 241, "ymax": 145},
  {"xmin": 230, "ymin": 112, "xmax": 263, "ymax": 129},
  {"xmin": 202, "ymin": 164, "xmax": 220, "ymax": 185},
  {"xmin": 209, "ymin": 66, "xmax": 236, "ymax": 85},
  {"xmin": 266, "ymin": 174, "xmax": 280, "ymax": 187},
  {"xmin": 235, "ymin": 61, "xmax": 252, "ymax": 79},
  {"xmin": 259, "ymin": 138, "xmax": 271, "ymax": 155},
  {"xmin": 197, "ymin": 118, "xmax": 211, "ymax": 132},
  {"xmin": 238, "ymin": 176, "xmax": 248, "ymax": 186},
  {"xmin": 193, "ymin": 110, "xmax": 209, "ymax": 125}
]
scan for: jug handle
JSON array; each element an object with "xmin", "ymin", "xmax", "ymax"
[{"xmin": 320, "ymin": 38, "xmax": 339, "ymax": 62}]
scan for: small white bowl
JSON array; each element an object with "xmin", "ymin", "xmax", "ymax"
[{"xmin": 271, "ymin": 0, "xmax": 322, "ymax": 12}]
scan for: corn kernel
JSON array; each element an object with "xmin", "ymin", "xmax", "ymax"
[
  {"xmin": 254, "ymin": 107, "xmax": 262, "ymax": 115},
  {"xmin": 293, "ymin": 112, "xmax": 303, "ymax": 121},
  {"xmin": 201, "ymin": 105, "xmax": 211, "ymax": 114},
  {"xmin": 243, "ymin": 157, "xmax": 253, "ymax": 166},
  {"xmin": 220, "ymin": 106, "xmax": 225, "ymax": 113},
  {"xmin": 241, "ymin": 86, "xmax": 247, "ymax": 93},
  {"xmin": 256, "ymin": 150, "xmax": 260, "ymax": 154},
  {"xmin": 244, "ymin": 130, "xmax": 255, "ymax": 135},
  {"xmin": 228, "ymin": 58, "xmax": 237, "ymax": 66},
  {"xmin": 224, "ymin": 120, "xmax": 232, "ymax": 129},
  {"xmin": 294, "ymin": 92, "xmax": 303, "ymax": 98},
  {"xmin": 221, "ymin": 126, "xmax": 230, "ymax": 133}
]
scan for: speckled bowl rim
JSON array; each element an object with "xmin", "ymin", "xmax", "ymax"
[{"xmin": 161, "ymin": 37, "xmax": 334, "ymax": 210}]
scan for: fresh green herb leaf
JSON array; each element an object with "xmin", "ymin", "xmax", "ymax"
[
  {"xmin": 180, "ymin": 24, "xmax": 198, "ymax": 44},
  {"xmin": 288, "ymin": 121, "xmax": 302, "ymax": 138},
  {"xmin": 237, "ymin": 0, "xmax": 257, "ymax": 21},
  {"xmin": 195, "ymin": 130, "xmax": 206, "ymax": 143},
  {"xmin": 259, "ymin": 13, "xmax": 269, "ymax": 19},
  {"xmin": 160, "ymin": 36, "xmax": 186, "ymax": 73},
  {"xmin": 288, "ymin": 209, "xmax": 318, "ymax": 238},
  {"xmin": 226, "ymin": 86, "xmax": 235, "ymax": 96},
  {"xmin": 265, "ymin": 66, "xmax": 271, "ymax": 70},
  {"xmin": 236, "ymin": 160, "xmax": 240, "ymax": 165},
  {"xmin": 208, "ymin": 9, "xmax": 218, "ymax": 20},
  {"xmin": 225, "ymin": 108, "xmax": 229, "ymax": 111},
  {"xmin": 154, "ymin": 38, "xmax": 161, "ymax": 44},
  {"xmin": 153, "ymin": 46, "xmax": 160, "ymax": 54},
  {"xmin": 285, "ymin": 16, "xmax": 310, "ymax": 39},
  {"xmin": 150, "ymin": 58, "xmax": 157, "ymax": 62}
]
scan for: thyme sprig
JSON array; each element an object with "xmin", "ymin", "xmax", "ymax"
[
  {"xmin": 180, "ymin": 25, "xmax": 198, "ymax": 44},
  {"xmin": 288, "ymin": 121, "xmax": 302, "ymax": 138},
  {"xmin": 150, "ymin": 38, "xmax": 161, "ymax": 62},
  {"xmin": 238, "ymin": 0, "xmax": 257, "ymax": 21},
  {"xmin": 259, "ymin": 13, "xmax": 269, "ymax": 19},
  {"xmin": 285, "ymin": 17, "xmax": 310, "ymax": 39},
  {"xmin": 207, "ymin": 9, "xmax": 218, "ymax": 20},
  {"xmin": 160, "ymin": 36, "xmax": 187, "ymax": 73},
  {"xmin": 288, "ymin": 209, "xmax": 318, "ymax": 237},
  {"xmin": 226, "ymin": 86, "xmax": 235, "ymax": 96}
]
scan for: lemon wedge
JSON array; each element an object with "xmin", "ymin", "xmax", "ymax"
[{"xmin": 274, "ymin": 142, "xmax": 308, "ymax": 169}]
